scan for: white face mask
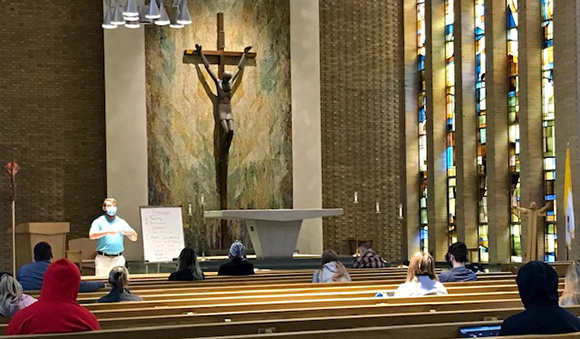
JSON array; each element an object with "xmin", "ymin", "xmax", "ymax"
[{"xmin": 105, "ymin": 206, "xmax": 117, "ymax": 216}]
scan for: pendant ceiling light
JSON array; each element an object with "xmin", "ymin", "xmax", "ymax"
[
  {"xmin": 146, "ymin": 0, "xmax": 161, "ymax": 19},
  {"xmin": 176, "ymin": 0, "xmax": 192, "ymax": 25},
  {"xmin": 103, "ymin": 0, "xmax": 190, "ymax": 29}
]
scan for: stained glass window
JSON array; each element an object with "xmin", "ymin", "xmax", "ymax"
[
  {"xmin": 418, "ymin": 0, "xmax": 429, "ymax": 253},
  {"xmin": 446, "ymin": 0, "xmax": 457, "ymax": 245},
  {"xmin": 475, "ymin": 0, "xmax": 488, "ymax": 262},
  {"xmin": 507, "ymin": 0, "xmax": 522, "ymax": 262},
  {"xmin": 541, "ymin": 0, "xmax": 556, "ymax": 261}
]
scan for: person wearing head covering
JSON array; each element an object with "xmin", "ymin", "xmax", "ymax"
[
  {"xmin": 16, "ymin": 242, "xmax": 104, "ymax": 292},
  {"xmin": 0, "ymin": 273, "xmax": 36, "ymax": 319},
  {"xmin": 169, "ymin": 248, "xmax": 205, "ymax": 281},
  {"xmin": 499, "ymin": 261, "xmax": 580, "ymax": 336},
  {"xmin": 6, "ymin": 259, "xmax": 100, "ymax": 334},
  {"xmin": 394, "ymin": 252, "xmax": 447, "ymax": 297},
  {"xmin": 313, "ymin": 249, "xmax": 351, "ymax": 283},
  {"xmin": 217, "ymin": 241, "xmax": 254, "ymax": 276},
  {"xmin": 97, "ymin": 266, "xmax": 143, "ymax": 303}
]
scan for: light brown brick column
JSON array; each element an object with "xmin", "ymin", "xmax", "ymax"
[
  {"xmin": 554, "ymin": 0, "xmax": 580, "ymax": 260},
  {"xmin": 426, "ymin": 0, "xmax": 448, "ymax": 261},
  {"xmin": 518, "ymin": 0, "xmax": 545, "ymax": 261},
  {"xmin": 485, "ymin": 0, "xmax": 511, "ymax": 263},
  {"xmin": 454, "ymin": 0, "xmax": 479, "ymax": 251}
]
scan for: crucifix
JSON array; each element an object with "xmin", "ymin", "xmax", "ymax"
[
  {"xmin": 512, "ymin": 201, "xmax": 551, "ymax": 262},
  {"xmin": 184, "ymin": 13, "xmax": 256, "ymax": 249}
]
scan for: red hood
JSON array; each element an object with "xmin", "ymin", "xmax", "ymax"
[{"xmin": 39, "ymin": 259, "xmax": 80, "ymax": 302}]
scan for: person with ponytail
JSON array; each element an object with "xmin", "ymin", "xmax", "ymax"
[
  {"xmin": 97, "ymin": 266, "xmax": 143, "ymax": 303},
  {"xmin": 0, "ymin": 273, "xmax": 36, "ymax": 319},
  {"xmin": 312, "ymin": 250, "xmax": 351, "ymax": 283},
  {"xmin": 169, "ymin": 248, "xmax": 205, "ymax": 281}
]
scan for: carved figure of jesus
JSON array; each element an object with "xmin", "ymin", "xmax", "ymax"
[
  {"xmin": 512, "ymin": 201, "xmax": 551, "ymax": 262},
  {"xmin": 195, "ymin": 44, "xmax": 251, "ymax": 134}
]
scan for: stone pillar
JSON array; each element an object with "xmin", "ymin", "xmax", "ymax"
[
  {"xmin": 404, "ymin": 0, "xmax": 420, "ymax": 259},
  {"xmin": 518, "ymin": 0, "xmax": 545, "ymax": 261},
  {"xmin": 554, "ymin": 0, "xmax": 580, "ymax": 260},
  {"xmin": 485, "ymin": 0, "xmax": 510, "ymax": 263},
  {"xmin": 425, "ymin": 0, "xmax": 448, "ymax": 260},
  {"xmin": 454, "ymin": 0, "xmax": 479, "ymax": 251}
]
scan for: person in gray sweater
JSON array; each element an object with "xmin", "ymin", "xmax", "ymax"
[
  {"xmin": 438, "ymin": 242, "xmax": 477, "ymax": 283},
  {"xmin": 97, "ymin": 266, "xmax": 142, "ymax": 303}
]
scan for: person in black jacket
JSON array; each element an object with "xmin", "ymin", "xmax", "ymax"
[
  {"xmin": 218, "ymin": 241, "xmax": 254, "ymax": 276},
  {"xmin": 169, "ymin": 248, "xmax": 204, "ymax": 281},
  {"xmin": 499, "ymin": 261, "xmax": 580, "ymax": 336}
]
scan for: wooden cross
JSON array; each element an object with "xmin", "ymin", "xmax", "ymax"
[{"xmin": 183, "ymin": 13, "xmax": 256, "ymax": 249}]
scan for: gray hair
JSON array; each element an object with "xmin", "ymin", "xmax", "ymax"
[
  {"xmin": 108, "ymin": 266, "xmax": 129, "ymax": 292},
  {"xmin": 0, "ymin": 274, "xmax": 23, "ymax": 317}
]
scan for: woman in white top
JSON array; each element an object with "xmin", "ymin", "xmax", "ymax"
[
  {"xmin": 312, "ymin": 250, "xmax": 351, "ymax": 283},
  {"xmin": 560, "ymin": 261, "xmax": 580, "ymax": 306},
  {"xmin": 394, "ymin": 252, "xmax": 447, "ymax": 297}
]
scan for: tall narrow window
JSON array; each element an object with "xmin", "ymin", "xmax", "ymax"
[
  {"xmin": 475, "ymin": 0, "xmax": 488, "ymax": 262},
  {"xmin": 541, "ymin": 0, "xmax": 556, "ymax": 261},
  {"xmin": 507, "ymin": 0, "xmax": 522, "ymax": 262},
  {"xmin": 418, "ymin": 0, "xmax": 429, "ymax": 252},
  {"xmin": 446, "ymin": 0, "xmax": 457, "ymax": 245}
]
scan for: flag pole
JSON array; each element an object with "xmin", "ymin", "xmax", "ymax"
[{"xmin": 4, "ymin": 160, "xmax": 19, "ymax": 275}]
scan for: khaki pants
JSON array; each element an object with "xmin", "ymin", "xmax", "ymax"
[{"xmin": 95, "ymin": 254, "xmax": 126, "ymax": 276}]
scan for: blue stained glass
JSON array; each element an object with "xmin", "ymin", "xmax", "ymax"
[
  {"xmin": 508, "ymin": 12, "xmax": 516, "ymax": 28},
  {"xmin": 546, "ymin": 195, "xmax": 556, "ymax": 201},
  {"xmin": 447, "ymin": 147, "xmax": 453, "ymax": 169}
]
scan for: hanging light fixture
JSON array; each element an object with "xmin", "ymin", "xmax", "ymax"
[
  {"xmin": 146, "ymin": 0, "xmax": 161, "ymax": 19},
  {"xmin": 103, "ymin": 0, "xmax": 190, "ymax": 29},
  {"xmin": 102, "ymin": 0, "xmax": 117, "ymax": 29},
  {"xmin": 123, "ymin": 0, "xmax": 139, "ymax": 16},
  {"xmin": 111, "ymin": 0, "xmax": 125, "ymax": 25},
  {"xmin": 176, "ymin": 0, "xmax": 192, "ymax": 25},
  {"xmin": 155, "ymin": 0, "xmax": 170, "ymax": 26}
]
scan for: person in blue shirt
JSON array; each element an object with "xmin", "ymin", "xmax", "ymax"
[
  {"xmin": 438, "ymin": 242, "xmax": 477, "ymax": 283},
  {"xmin": 89, "ymin": 198, "xmax": 138, "ymax": 276},
  {"xmin": 16, "ymin": 242, "xmax": 104, "ymax": 292}
]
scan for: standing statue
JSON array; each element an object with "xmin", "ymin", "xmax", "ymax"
[
  {"xmin": 195, "ymin": 44, "xmax": 252, "ymax": 134},
  {"xmin": 512, "ymin": 201, "xmax": 552, "ymax": 262}
]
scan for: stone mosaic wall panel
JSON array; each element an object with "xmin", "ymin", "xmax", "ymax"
[{"xmin": 146, "ymin": 0, "xmax": 292, "ymax": 250}]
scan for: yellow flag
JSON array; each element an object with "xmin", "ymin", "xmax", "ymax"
[{"xmin": 565, "ymin": 146, "xmax": 575, "ymax": 250}]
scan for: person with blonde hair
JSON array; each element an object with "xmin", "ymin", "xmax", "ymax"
[
  {"xmin": 560, "ymin": 261, "xmax": 580, "ymax": 306},
  {"xmin": 97, "ymin": 266, "xmax": 143, "ymax": 303},
  {"xmin": 312, "ymin": 250, "xmax": 351, "ymax": 283},
  {"xmin": 0, "ymin": 273, "xmax": 36, "ymax": 319},
  {"xmin": 394, "ymin": 252, "xmax": 447, "ymax": 297}
]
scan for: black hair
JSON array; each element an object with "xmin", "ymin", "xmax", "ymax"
[
  {"xmin": 34, "ymin": 242, "xmax": 53, "ymax": 262},
  {"xmin": 358, "ymin": 242, "xmax": 371, "ymax": 250},
  {"xmin": 177, "ymin": 248, "xmax": 204, "ymax": 280},
  {"xmin": 447, "ymin": 242, "xmax": 468, "ymax": 263}
]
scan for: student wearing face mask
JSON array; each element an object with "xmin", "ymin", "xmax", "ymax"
[{"xmin": 89, "ymin": 198, "xmax": 138, "ymax": 276}]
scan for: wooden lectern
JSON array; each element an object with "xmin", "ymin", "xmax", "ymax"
[{"xmin": 7, "ymin": 222, "xmax": 70, "ymax": 270}]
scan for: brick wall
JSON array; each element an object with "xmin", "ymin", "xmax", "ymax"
[
  {"xmin": 319, "ymin": 0, "xmax": 405, "ymax": 261},
  {"xmin": 0, "ymin": 0, "xmax": 106, "ymax": 271}
]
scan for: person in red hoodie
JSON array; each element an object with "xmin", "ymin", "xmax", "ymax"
[{"xmin": 6, "ymin": 259, "xmax": 100, "ymax": 335}]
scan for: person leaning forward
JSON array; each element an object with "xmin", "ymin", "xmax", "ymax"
[{"xmin": 89, "ymin": 198, "xmax": 137, "ymax": 276}]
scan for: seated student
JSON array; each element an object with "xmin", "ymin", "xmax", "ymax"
[
  {"xmin": 0, "ymin": 273, "xmax": 36, "ymax": 319},
  {"xmin": 499, "ymin": 261, "xmax": 580, "ymax": 336},
  {"xmin": 394, "ymin": 252, "xmax": 447, "ymax": 297},
  {"xmin": 438, "ymin": 242, "xmax": 477, "ymax": 282},
  {"xmin": 17, "ymin": 242, "xmax": 104, "ymax": 292},
  {"xmin": 312, "ymin": 249, "xmax": 351, "ymax": 283},
  {"xmin": 169, "ymin": 248, "xmax": 205, "ymax": 281},
  {"xmin": 352, "ymin": 242, "xmax": 386, "ymax": 268},
  {"xmin": 6, "ymin": 259, "xmax": 100, "ymax": 335},
  {"xmin": 97, "ymin": 266, "xmax": 143, "ymax": 303},
  {"xmin": 560, "ymin": 261, "xmax": 580, "ymax": 306},
  {"xmin": 218, "ymin": 241, "xmax": 255, "ymax": 276}
]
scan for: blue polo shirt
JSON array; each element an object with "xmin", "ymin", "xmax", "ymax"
[{"xmin": 90, "ymin": 215, "xmax": 131, "ymax": 255}]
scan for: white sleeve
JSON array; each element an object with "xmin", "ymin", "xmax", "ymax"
[{"xmin": 89, "ymin": 219, "xmax": 100, "ymax": 233}]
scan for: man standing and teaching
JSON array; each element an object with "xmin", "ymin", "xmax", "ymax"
[{"xmin": 89, "ymin": 198, "xmax": 138, "ymax": 276}]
